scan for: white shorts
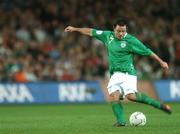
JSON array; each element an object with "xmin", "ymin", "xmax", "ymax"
[{"xmin": 107, "ymin": 72, "xmax": 137, "ymax": 96}]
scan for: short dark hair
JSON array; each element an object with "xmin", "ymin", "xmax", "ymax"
[{"xmin": 113, "ymin": 18, "xmax": 128, "ymax": 27}]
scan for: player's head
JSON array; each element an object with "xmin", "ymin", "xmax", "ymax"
[{"xmin": 113, "ymin": 18, "xmax": 128, "ymax": 40}]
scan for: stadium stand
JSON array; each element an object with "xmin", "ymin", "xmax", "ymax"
[{"xmin": 0, "ymin": 0, "xmax": 179, "ymax": 82}]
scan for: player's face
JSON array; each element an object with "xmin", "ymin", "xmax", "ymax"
[{"xmin": 113, "ymin": 25, "xmax": 127, "ymax": 40}]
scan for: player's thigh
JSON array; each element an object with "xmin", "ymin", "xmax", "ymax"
[
  {"xmin": 122, "ymin": 74, "xmax": 137, "ymax": 95},
  {"xmin": 108, "ymin": 84, "xmax": 123, "ymax": 101},
  {"xmin": 109, "ymin": 90, "xmax": 121, "ymax": 102},
  {"xmin": 126, "ymin": 93, "xmax": 136, "ymax": 101}
]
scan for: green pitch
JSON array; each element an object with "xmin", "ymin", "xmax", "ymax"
[{"xmin": 0, "ymin": 103, "xmax": 179, "ymax": 134}]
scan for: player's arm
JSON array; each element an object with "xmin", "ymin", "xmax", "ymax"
[
  {"xmin": 149, "ymin": 52, "xmax": 169, "ymax": 70},
  {"xmin": 130, "ymin": 38, "xmax": 169, "ymax": 70},
  {"xmin": 64, "ymin": 26, "xmax": 92, "ymax": 36},
  {"xmin": 65, "ymin": 26, "xmax": 108, "ymax": 44}
]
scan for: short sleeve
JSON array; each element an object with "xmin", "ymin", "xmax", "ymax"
[
  {"xmin": 130, "ymin": 38, "xmax": 153, "ymax": 56},
  {"xmin": 91, "ymin": 29, "xmax": 109, "ymax": 43}
]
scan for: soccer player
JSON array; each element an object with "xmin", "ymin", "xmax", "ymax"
[{"xmin": 64, "ymin": 18, "xmax": 172, "ymax": 127}]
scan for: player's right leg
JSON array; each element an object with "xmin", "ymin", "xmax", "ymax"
[
  {"xmin": 107, "ymin": 72, "xmax": 128, "ymax": 127},
  {"xmin": 109, "ymin": 90, "xmax": 126, "ymax": 127}
]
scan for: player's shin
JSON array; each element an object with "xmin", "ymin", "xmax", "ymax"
[
  {"xmin": 134, "ymin": 92, "xmax": 161, "ymax": 108},
  {"xmin": 111, "ymin": 101, "xmax": 126, "ymax": 124}
]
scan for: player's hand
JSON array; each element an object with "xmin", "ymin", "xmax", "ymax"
[
  {"xmin": 64, "ymin": 26, "xmax": 76, "ymax": 32},
  {"xmin": 160, "ymin": 61, "xmax": 169, "ymax": 70}
]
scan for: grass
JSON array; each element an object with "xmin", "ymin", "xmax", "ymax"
[{"xmin": 0, "ymin": 103, "xmax": 179, "ymax": 134}]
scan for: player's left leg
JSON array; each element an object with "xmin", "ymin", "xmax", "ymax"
[
  {"xmin": 122, "ymin": 73, "xmax": 171, "ymax": 114},
  {"xmin": 126, "ymin": 93, "xmax": 172, "ymax": 114}
]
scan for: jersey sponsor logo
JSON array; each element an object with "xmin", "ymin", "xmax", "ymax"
[
  {"xmin": 120, "ymin": 42, "xmax": 126, "ymax": 48},
  {"xmin": 96, "ymin": 30, "xmax": 103, "ymax": 35}
]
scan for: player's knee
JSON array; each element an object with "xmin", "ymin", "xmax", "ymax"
[
  {"xmin": 109, "ymin": 91, "xmax": 120, "ymax": 102},
  {"xmin": 126, "ymin": 93, "xmax": 136, "ymax": 101}
]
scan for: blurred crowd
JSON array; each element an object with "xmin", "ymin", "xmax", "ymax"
[{"xmin": 0, "ymin": 0, "xmax": 180, "ymax": 82}]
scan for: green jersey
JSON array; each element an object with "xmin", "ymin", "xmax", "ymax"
[{"xmin": 91, "ymin": 29, "xmax": 153, "ymax": 76}]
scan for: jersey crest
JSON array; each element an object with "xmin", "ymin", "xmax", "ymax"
[{"xmin": 120, "ymin": 42, "xmax": 126, "ymax": 48}]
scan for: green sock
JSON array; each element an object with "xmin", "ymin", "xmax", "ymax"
[
  {"xmin": 111, "ymin": 101, "xmax": 125, "ymax": 124},
  {"xmin": 135, "ymin": 92, "xmax": 161, "ymax": 108}
]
